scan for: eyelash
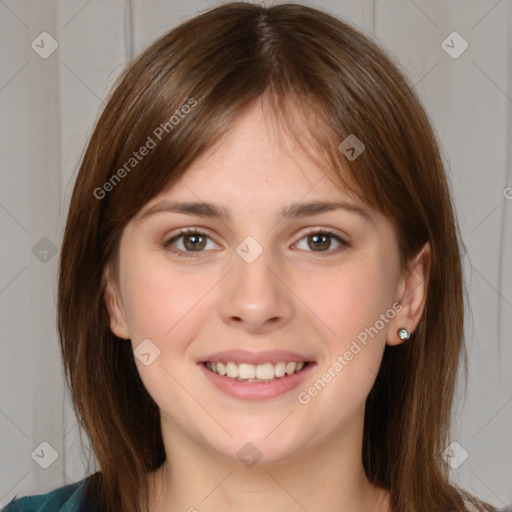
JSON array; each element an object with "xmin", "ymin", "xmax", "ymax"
[{"xmin": 162, "ymin": 227, "xmax": 350, "ymax": 258}]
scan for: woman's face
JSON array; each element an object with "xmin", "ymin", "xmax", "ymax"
[{"xmin": 105, "ymin": 100, "xmax": 425, "ymax": 466}]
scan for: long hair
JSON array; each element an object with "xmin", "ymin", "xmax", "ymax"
[{"xmin": 57, "ymin": 3, "xmax": 496, "ymax": 511}]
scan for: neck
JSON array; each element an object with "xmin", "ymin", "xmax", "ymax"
[{"xmin": 147, "ymin": 415, "xmax": 390, "ymax": 512}]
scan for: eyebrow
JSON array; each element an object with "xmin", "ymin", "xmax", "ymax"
[{"xmin": 138, "ymin": 200, "xmax": 374, "ymax": 223}]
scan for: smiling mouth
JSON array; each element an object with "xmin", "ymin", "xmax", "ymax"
[{"xmin": 203, "ymin": 360, "xmax": 310, "ymax": 382}]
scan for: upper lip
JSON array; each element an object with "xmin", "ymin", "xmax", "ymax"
[{"xmin": 199, "ymin": 350, "xmax": 315, "ymax": 365}]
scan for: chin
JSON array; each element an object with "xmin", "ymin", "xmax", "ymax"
[{"xmin": 206, "ymin": 425, "xmax": 308, "ymax": 467}]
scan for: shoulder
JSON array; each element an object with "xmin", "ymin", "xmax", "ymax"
[{"xmin": 1, "ymin": 474, "xmax": 99, "ymax": 512}]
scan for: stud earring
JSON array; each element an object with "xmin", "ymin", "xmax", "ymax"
[{"xmin": 397, "ymin": 328, "xmax": 410, "ymax": 340}]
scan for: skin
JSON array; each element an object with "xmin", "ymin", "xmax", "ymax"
[{"xmin": 104, "ymin": 98, "xmax": 430, "ymax": 512}]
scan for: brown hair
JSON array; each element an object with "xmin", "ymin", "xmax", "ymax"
[{"xmin": 57, "ymin": 2, "xmax": 496, "ymax": 511}]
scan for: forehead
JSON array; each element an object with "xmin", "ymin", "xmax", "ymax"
[{"xmin": 153, "ymin": 100, "xmax": 358, "ymax": 205}]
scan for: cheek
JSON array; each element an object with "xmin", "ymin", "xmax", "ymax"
[
  {"xmin": 294, "ymin": 257, "xmax": 398, "ymax": 410},
  {"xmin": 298, "ymin": 262, "xmax": 396, "ymax": 347},
  {"xmin": 121, "ymin": 259, "xmax": 220, "ymax": 424},
  {"xmin": 120, "ymin": 255, "xmax": 219, "ymax": 342}
]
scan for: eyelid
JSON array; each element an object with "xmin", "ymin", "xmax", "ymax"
[{"xmin": 295, "ymin": 226, "xmax": 348, "ymax": 241}]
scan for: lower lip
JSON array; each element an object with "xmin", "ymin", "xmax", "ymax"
[{"xmin": 198, "ymin": 362, "xmax": 315, "ymax": 400}]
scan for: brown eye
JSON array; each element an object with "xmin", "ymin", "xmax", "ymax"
[
  {"xmin": 163, "ymin": 229, "xmax": 219, "ymax": 257},
  {"xmin": 295, "ymin": 229, "xmax": 349, "ymax": 254},
  {"xmin": 183, "ymin": 233, "xmax": 207, "ymax": 251},
  {"xmin": 308, "ymin": 233, "xmax": 332, "ymax": 251}
]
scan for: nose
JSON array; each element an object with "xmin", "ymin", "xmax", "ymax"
[{"xmin": 218, "ymin": 245, "xmax": 295, "ymax": 334}]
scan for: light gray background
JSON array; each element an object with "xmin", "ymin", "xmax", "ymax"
[{"xmin": 1, "ymin": 0, "xmax": 511, "ymax": 508}]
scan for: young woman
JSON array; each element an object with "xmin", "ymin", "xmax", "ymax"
[{"xmin": 3, "ymin": 2, "xmax": 508, "ymax": 512}]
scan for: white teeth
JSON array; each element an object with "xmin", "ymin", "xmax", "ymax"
[
  {"xmin": 285, "ymin": 362, "xmax": 296, "ymax": 375},
  {"xmin": 256, "ymin": 363, "xmax": 274, "ymax": 380},
  {"xmin": 226, "ymin": 362, "xmax": 238, "ymax": 378},
  {"xmin": 238, "ymin": 363, "xmax": 256, "ymax": 379},
  {"xmin": 274, "ymin": 361, "xmax": 286, "ymax": 378},
  {"xmin": 205, "ymin": 360, "xmax": 308, "ymax": 381},
  {"xmin": 217, "ymin": 361, "xmax": 227, "ymax": 376}
]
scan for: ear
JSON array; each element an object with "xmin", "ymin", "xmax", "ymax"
[
  {"xmin": 387, "ymin": 242, "xmax": 431, "ymax": 346},
  {"xmin": 102, "ymin": 264, "xmax": 131, "ymax": 340}
]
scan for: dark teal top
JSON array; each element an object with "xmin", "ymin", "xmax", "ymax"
[
  {"xmin": 3, "ymin": 476, "xmax": 511, "ymax": 512},
  {"xmin": 1, "ymin": 474, "xmax": 99, "ymax": 512}
]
